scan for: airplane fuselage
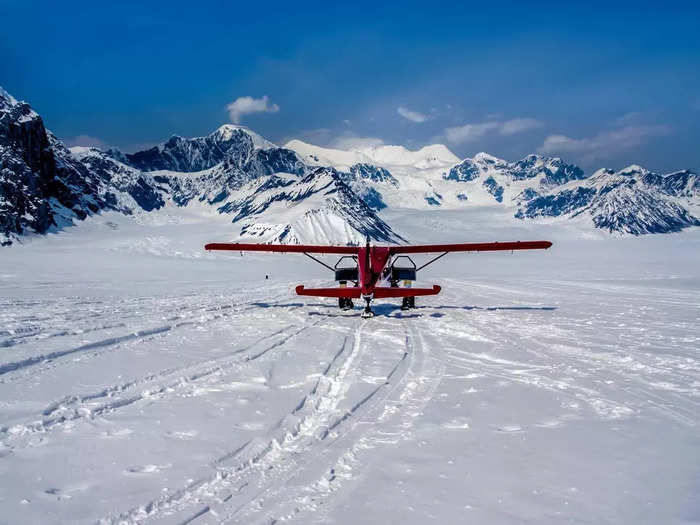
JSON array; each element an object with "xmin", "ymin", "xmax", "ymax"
[{"xmin": 357, "ymin": 246, "xmax": 391, "ymax": 296}]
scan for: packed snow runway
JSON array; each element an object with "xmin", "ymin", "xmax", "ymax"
[{"xmin": 1, "ymin": 213, "xmax": 699, "ymax": 524}]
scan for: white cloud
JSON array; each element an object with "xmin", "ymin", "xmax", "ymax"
[
  {"xmin": 226, "ymin": 95, "xmax": 279, "ymax": 124},
  {"xmin": 64, "ymin": 135, "xmax": 108, "ymax": 148},
  {"xmin": 499, "ymin": 118, "xmax": 544, "ymax": 135},
  {"xmin": 330, "ymin": 133, "xmax": 385, "ymax": 150},
  {"xmin": 538, "ymin": 125, "xmax": 671, "ymax": 161},
  {"xmin": 444, "ymin": 122, "xmax": 500, "ymax": 143},
  {"xmin": 616, "ymin": 112, "xmax": 644, "ymax": 125},
  {"xmin": 397, "ymin": 106, "xmax": 428, "ymax": 123},
  {"xmin": 444, "ymin": 117, "xmax": 543, "ymax": 144}
]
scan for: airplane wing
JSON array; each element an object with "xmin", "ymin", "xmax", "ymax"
[
  {"xmin": 388, "ymin": 240, "xmax": 552, "ymax": 254},
  {"xmin": 204, "ymin": 242, "xmax": 360, "ymax": 254}
]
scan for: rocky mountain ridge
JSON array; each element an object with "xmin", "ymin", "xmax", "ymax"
[{"xmin": 1, "ymin": 86, "xmax": 698, "ymax": 246}]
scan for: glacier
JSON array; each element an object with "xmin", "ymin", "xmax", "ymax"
[{"xmin": 0, "ymin": 208, "xmax": 698, "ymax": 524}]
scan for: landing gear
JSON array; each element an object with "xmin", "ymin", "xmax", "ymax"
[
  {"xmin": 338, "ymin": 297, "xmax": 354, "ymax": 310},
  {"xmin": 337, "ymin": 280, "xmax": 354, "ymax": 310},
  {"xmin": 361, "ymin": 296, "xmax": 374, "ymax": 318},
  {"xmin": 401, "ymin": 296, "xmax": 416, "ymax": 310}
]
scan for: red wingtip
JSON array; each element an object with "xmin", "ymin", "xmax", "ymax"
[{"xmin": 295, "ymin": 285, "xmax": 305, "ymax": 294}]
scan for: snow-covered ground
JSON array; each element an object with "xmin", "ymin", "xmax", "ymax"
[{"xmin": 1, "ymin": 208, "xmax": 699, "ymax": 524}]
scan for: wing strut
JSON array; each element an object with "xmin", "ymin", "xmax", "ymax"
[
  {"xmin": 303, "ymin": 252, "xmax": 334, "ymax": 271},
  {"xmin": 416, "ymin": 251, "xmax": 449, "ymax": 271}
]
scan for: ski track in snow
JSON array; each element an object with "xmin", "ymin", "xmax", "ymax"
[
  {"xmin": 1, "ymin": 250, "xmax": 699, "ymax": 523},
  {"xmin": 0, "ymin": 291, "xmax": 292, "ymax": 380},
  {"xmin": 1, "ymin": 316, "xmax": 316, "ymax": 448},
  {"xmin": 102, "ymin": 314, "xmax": 412, "ymax": 523}
]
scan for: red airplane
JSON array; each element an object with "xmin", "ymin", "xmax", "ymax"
[{"xmin": 205, "ymin": 237, "xmax": 552, "ymax": 317}]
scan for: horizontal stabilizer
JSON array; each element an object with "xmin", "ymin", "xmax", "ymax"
[
  {"xmin": 373, "ymin": 285, "xmax": 441, "ymax": 298},
  {"xmin": 295, "ymin": 286, "xmax": 362, "ymax": 298}
]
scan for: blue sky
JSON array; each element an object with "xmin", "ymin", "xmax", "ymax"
[{"xmin": 2, "ymin": 0, "xmax": 699, "ymax": 172}]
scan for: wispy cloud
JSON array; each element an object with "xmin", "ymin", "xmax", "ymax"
[
  {"xmin": 499, "ymin": 118, "xmax": 544, "ymax": 135},
  {"xmin": 330, "ymin": 133, "xmax": 385, "ymax": 150},
  {"xmin": 397, "ymin": 106, "xmax": 428, "ymax": 123},
  {"xmin": 444, "ymin": 118, "xmax": 543, "ymax": 144},
  {"xmin": 616, "ymin": 112, "xmax": 645, "ymax": 125},
  {"xmin": 226, "ymin": 95, "xmax": 279, "ymax": 124},
  {"xmin": 445, "ymin": 122, "xmax": 500, "ymax": 143},
  {"xmin": 64, "ymin": 135, "xmax": 108, "ymax": 149},
  {"xmin": 538, "ymin": 125, "xmax": 671, "ymax": 161}
]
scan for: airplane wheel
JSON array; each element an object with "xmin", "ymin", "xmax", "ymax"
[
  {"xmin": 339, "ymin": 298, "xmax": 353, "ymax": 310},
  {"xmin": 401, "ymin": 296, "xmax": 416, "ymax": 310}
]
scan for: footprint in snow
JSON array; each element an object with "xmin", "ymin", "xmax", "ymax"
[
  {"xmin": 494, "ymin": 424, "xmax": 525, "ymax": 433},
  {"xmin": 42, "ymin": 488, "xmax": 71, "ymax": 500},
  {"xmin": 534, "ymin": 420, "xmax": 563, "ymax": 429},
  {"xmin": 166, "ymin": 429, "xmax": 198, "ymax": 440},
  {"xmin": 442, "ymin": 418, "xmax": 471, "ymax": 430},
  {"xmin": 125, "ymin": 463, "xmax": 171, "ymax": 474},
  {"xmin": 100, "ymin": 428, "xmax": 133, "ymax": 439}
]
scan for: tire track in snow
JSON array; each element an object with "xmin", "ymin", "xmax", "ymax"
[
  {"xmin": 249, "ymin": 318, "xmax": 446, "ymax": 524},
  {"xmin": 0, "ymin": 295, "xmax": 215, "ymax": 349},
  {"xmin": 421, "ymin": 281, "xmax": 699, "ymax": 427},
  {"xmin": 184, "ymin": 315, "xmax": 440, "ymax": 524},
  {"xmin": 101, "ymin": 317, "xmax": 371, "ymax": 524},
  {"xmin": 0, "ymin": 293, "xmax": 293, "ymax": 381},
  {"xmin": 0, "ymin": 314, "xmax": 322, "ymax": 447}
]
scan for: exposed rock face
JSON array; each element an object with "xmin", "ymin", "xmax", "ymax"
[
  {"xmin": 71, "ymin": 148, "xmax": 165, "ymax": 213},
  {"xmin": 105, "ymin": 125, "xmax": 274, "ymax": 173},
  {"xmin": 511, "ymin": 154, "xmax": 586, "ymax": 188},
  {"xmin": 444, "ymin": 159, "xmax": 480, "ymax": 182},
  {"xmin": 73, "ymin": 129, "xmax": 404, "ymax": 243},
  {"xmin": 517, "ymin": 166, "xmax": 700, "ymax": 234},
  {"xmin": 482, "ymin": 176, "xmax": 504, "ymax": 203},
  {"xmin": 348, "ymin": 163, "xmax": 398, "ymax": 186},
  {"xmin": 0, "ymin": 88, "xmax": 106, "ymax": 245},
  {"xmin": 222, "ymin": 167, "xmax": 403, "ymax": 243}
]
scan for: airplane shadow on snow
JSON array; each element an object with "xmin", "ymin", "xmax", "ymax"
[
  {"xmin": 303, "ymin": 302, "xmax": 423, "ymax": 319},
  {"xmin": 250, "ymin": 301, "xmax": 555, "ymax": 319}
]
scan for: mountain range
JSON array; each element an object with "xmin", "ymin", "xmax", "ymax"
[{"xmin": 1, "ymin": 86, "xmax": 698, "ymax": 246}]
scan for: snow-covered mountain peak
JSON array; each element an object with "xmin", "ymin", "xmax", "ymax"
[
  {"xmin": 360, "ymin": 143, "xmax": 460, "ymax": 168},
  {"xmin": 0, "ymin": 86, "xmax": 19, "ymax": 107},
  {"xmin": 212, "ymin": 124, "xmax": 276, "ymax": 150},
  {"xmin": 282, "ymin": 139, "xmax": 365, "ymax": 170},
  {"xmin": 69, "ymin": 146, "xmax": 102, "ymax": 159},
  {"xmin": 0, "ymin": 86, "xmax": 39, "ymax": 122},
  {"xmin": 618, "ymin": 164, "xmax": 648, "ymax": 176},
  {"xmin": 472, "ymin": 151, "xmax": 504, "ymax": 164},
  {"xmin": 284, "ymin": 139, "xmax": 459, "ymax": 171},
  {"xmin": 104, "ymin": 124, "xmax": 272, "ymax": 173}
]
